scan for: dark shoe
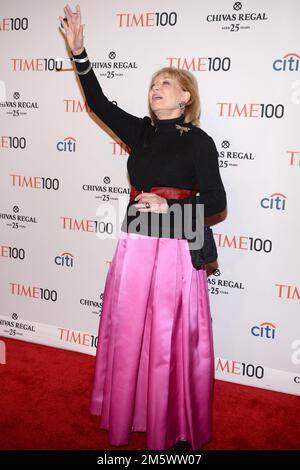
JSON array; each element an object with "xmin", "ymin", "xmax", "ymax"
[{"xmin": 170, "ymin": 440, "xmax": 192, "ymax": 451}]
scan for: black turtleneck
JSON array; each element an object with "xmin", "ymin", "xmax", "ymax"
[{"xmin": 72, "ymin": 48, "xmax": 227, "ymax": 220}]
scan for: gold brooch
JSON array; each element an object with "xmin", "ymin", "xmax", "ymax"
[{"xmin": 175, "ymin": 124, "xmax": 190, "ymax": 136}]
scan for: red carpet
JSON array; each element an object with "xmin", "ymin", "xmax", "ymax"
[{"xmin": 0, "ymin": 337, "xmax": 299, "ymax": 450}]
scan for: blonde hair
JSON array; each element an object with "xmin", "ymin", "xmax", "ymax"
[{"xmin": 148, "ymin": 67, "xmax": 201, "ymax": 127}]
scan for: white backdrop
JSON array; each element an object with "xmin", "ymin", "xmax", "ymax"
[{"xmin": 1, "ymin": 0, "xmax": 299, "ymax": 396}]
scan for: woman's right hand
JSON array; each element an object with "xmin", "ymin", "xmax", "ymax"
[{"xmin": 59, "ymin": 4, "xmax": 84, "ymax": 55}]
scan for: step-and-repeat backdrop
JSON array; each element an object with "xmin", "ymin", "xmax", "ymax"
[{"xmin": 1, "ymin": 0, "xmax": 299, "ymax": 395}]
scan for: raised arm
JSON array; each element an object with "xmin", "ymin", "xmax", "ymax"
[{"xmin": 59, "ymin": 4, "xmax": 146, "ymax": 148}]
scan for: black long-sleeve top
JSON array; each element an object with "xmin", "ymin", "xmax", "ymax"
[{"xmin": 72, "ymin": 48, "xmax": 227, "ymax": 236}]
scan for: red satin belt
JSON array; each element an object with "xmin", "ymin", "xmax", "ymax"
[{"xmin": 129, "ymin": 185, "xmax": 198, "ymax": 201}]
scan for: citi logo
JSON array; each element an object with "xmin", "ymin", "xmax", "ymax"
[
  {"xmin": 57, "ymin": 136, "xmax": 76, "ymax": 152},
  {"xmin": 116, "ymin": 12, "xmax": 177, "ymax": 28},
  {"xmin": 260, "ymin": 192, "xmax": 287, "ymax": 210},
  {"xmin": 54, "ymin": 252, "xmax": 74, "ymax": 268},
  {"xmin": 217, "ymin": 102, "xmax": 284, "ymax": 118},
  {"xmin": 251, "ymin": 322, "xmax": 276, "ymax": 339},
  {"xmin": 273, "ymin": 53, "xmax": 300, "ymax": 72}
]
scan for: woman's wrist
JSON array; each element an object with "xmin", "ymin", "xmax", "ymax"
[
  {"xmin": 71, "ymin": 47, "xmax": 91, "ymax": 75},
  {"xmin": 72, "ymin": 47, "xmax": 85, "ymax": 57}
]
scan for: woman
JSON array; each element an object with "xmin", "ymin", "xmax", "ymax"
[{"xmin": 59, "ymin": 4, "xmax": 227, "ymax": 451}]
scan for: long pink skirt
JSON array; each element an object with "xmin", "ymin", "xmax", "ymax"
[{"xmin": 90, "ymin": 231, "xmax": 214, "ymax": 450}]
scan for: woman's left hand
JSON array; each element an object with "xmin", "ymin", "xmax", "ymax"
[{"xmin": 134, "ymin": 192, "xmax": 169, "ymax": 213}]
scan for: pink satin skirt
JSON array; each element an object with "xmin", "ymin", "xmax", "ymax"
[{"xmin": 90, "ymin": 231, "xmax": 214, "ymax": 450}]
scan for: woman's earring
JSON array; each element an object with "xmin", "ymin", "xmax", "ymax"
[{"xmin": 178, "ymin": 101, "xmax": 186, "ymax": 110}]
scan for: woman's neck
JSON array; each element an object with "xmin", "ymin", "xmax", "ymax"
[{"xmin": 154, "ymin": 110, "xmax": 183, "ymax": 120}]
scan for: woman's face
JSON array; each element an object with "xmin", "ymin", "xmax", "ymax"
[{"xmin": 148, "ymin": 73, "xmax": 190, "ymax": 117}]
